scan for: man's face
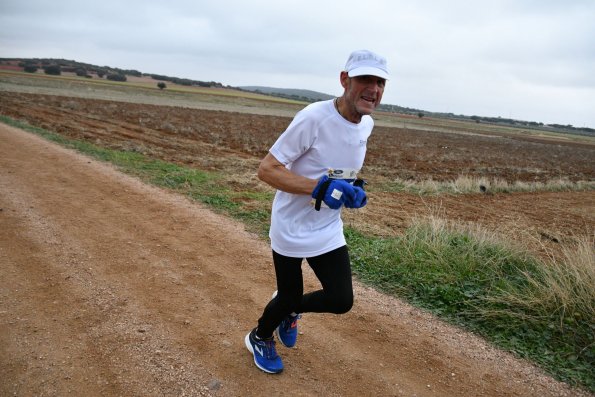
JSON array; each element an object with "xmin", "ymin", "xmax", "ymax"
[{"xmin": 341, "ymin": 72, "xmax": 386, "ymax": 116}]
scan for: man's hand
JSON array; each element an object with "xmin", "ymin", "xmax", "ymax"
[
  {"xmin": 344, "ymin": 186, "xmax": 367, "ymax": 208},
  {"xmin": 312, "ymin": 175, "xmax": 357, "ymax": 210}
]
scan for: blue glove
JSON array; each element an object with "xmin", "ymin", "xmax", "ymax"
[
  {"xmin": 344, "ymin": 185, "xmax": 367, "ymax": 208},
  {"xmin": 312, "ymin": 175, "xmax": 356, "ymax": 210}
]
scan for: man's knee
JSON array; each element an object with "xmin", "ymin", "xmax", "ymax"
[
  {"xmin": 276, "ymin": 290, "xmax": 302, "ymax": 313},
  {"xmin": 329, "ymin": 293, "xmax": 353, "ymax": 314}
]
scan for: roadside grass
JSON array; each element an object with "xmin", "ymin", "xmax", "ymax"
[
  {"xmin": 346, "ymin": 220, "xmax": 594, "ymax": 391},
  {"xmin": 381, "ymin": 175, "xmax": 595, "ymax": 195},
  {"xmin": 3, "ymin": 116, "xmax": 593, "ymax": 392}
]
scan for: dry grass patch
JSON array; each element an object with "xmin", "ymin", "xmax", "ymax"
[{"xmin": 382, "ymin": 175, "xmax": 595, "ymax": 195}]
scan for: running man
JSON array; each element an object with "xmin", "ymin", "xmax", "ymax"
[{"xmin": 245, "ymin": 49, "xmax": 389, "ymax": 374}]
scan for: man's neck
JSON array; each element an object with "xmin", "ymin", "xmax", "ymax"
[{"xmin": 335, "ymin": 97, "xmax": 363, "ymax": 124}]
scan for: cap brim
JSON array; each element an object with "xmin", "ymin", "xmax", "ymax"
[{"xmin": 348, "ymin": 66, "xmax": 389, "ymax": 80}]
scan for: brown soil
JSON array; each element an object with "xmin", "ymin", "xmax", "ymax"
[
  {"xmin": 2, "ymin": 92, "xmax": 594, "ymax": 185},
  {"xmin": 1, "ymin": 89, "xmax": 593, "ymax": 396},
  {"xmin": 1, "ymin": 92, "xmax": 593, "ymax": 250}
]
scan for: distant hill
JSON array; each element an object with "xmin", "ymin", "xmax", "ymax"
[
  {"xmin": 0, "ymin": 57, "xmax": 228, "ymax": 88},
  {"xmin": 239, "ymin": 86, "xmax": 334, "ymax": 103},
  {"xmin": 1, "ymin": 57, "xmax": 592, "ymax": 135}
]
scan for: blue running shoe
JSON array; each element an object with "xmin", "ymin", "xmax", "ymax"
[
  {"xmin": 271, "ymin": 290, "xmax": 302, "ymax": 348},
  {"xmin": 244, "ymin": 328, "xmax": 283, "ymax": 374},
  {"xmin": 275, "ymin": 313, "xmax": 301, "ymax": 348}
]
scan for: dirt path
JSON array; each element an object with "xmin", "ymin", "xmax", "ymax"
[{"xmin": 0, "ymin": 123, "xmax": 588, "ymax": 396}]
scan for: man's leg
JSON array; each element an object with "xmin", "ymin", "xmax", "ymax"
[
  {"xmin": 255, "ymin": 245, "xmax": 353, "ymax": 338},
  {"xmin": 256, "ymin": 251, "xmax": 304, "ymax": 339},
  {"xmin": 301, "ymin": 245, "xmax": 354, "ymax": 314}
]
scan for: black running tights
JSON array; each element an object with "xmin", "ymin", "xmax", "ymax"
[{"xmin": 256, "ymin": 245, "xmax": 353, "ymax": 339}]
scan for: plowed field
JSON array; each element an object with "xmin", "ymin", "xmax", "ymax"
[{"xmin": 1, "ymin": 91, "xmax": 593, "ymax": 247}]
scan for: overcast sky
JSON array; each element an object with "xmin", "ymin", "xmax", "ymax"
[{"xmin": 1, "ymin": 0, "xmax": 594, "ymax": 127}]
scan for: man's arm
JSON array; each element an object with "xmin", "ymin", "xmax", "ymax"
[{"xmin": 257, "ymin": 152, "xmax": 317, "ymax": 195}]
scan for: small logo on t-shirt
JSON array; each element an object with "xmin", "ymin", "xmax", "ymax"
[
  {"xmin": 359, "ymin": 139, "xmax": 367, "ymax": 146},
  {"xmin": 328, "ymin": 168, "xmax": 358, "ymax": 179}
]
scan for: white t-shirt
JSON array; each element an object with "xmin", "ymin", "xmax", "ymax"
[{"xmin": 268, "ymin": 99, "xmax": 373, "ymax": 257}]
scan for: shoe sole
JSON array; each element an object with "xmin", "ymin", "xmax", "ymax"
[{"xmin": 244, "ymin": 333, "xmax": 283, "ymax": 374}]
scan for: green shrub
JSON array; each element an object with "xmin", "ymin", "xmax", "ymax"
[
  {"xmin": 75, "ymin": 68, "xmax": 88, "ymax": 77},
  {"xmin": 43, "ymin": 65, "xmax": 61, "ymax": 75},
  {"xmin": 106, "ymin": 73, "xmax": 127, "ymax": 82},
  {"xmin": 23, "ymin": 64, "xmax": 38, "ymax": 73}
]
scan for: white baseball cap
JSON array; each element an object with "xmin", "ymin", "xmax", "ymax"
[{"xmin": 344, "ymin": 50, "xmax": 389, "ymax": 80}]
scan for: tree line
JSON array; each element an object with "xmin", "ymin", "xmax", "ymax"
[{"xmin": 1, "ymin": 58, "xmax": 226, "ymax": 88}]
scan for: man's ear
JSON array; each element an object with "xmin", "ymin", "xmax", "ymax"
[{"xmin": 339, "ymin": 71, "xmax": 350, "ymax": 89}]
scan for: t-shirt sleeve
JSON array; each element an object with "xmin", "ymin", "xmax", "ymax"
[{"xmin": 269, "ymin": 110, "xmax": 317, "ymax": 165}]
